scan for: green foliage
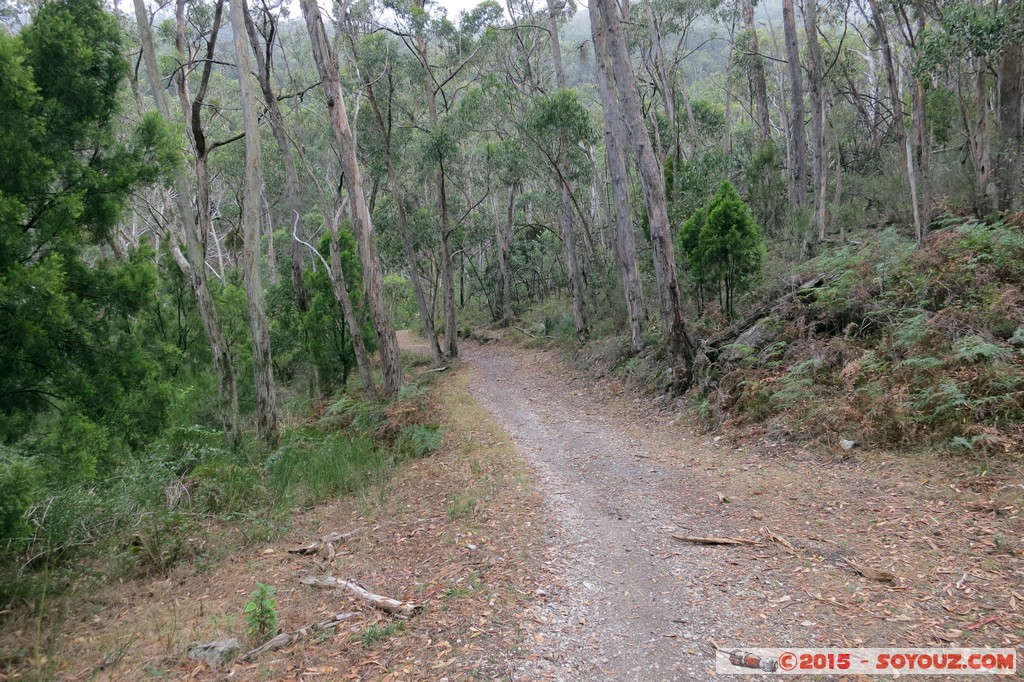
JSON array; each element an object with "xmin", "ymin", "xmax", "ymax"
[
  {"xmin": 267, "ymin": 430, "xmax": 385, "ymax": 508},
  {"xmin": 678, "ymin": 180, "xmax": 764, "ymax": 318},
  {"xmin": 526, "ymin": 89, "xmax": 597, "ymax": 184},
  {"xmin": 267, "ymin": 225, "xmax": 374, "ymax": 395},
  {"xmin": 359, "ymin": 621, "xmax": 404, "ymax": 648},
  {"xmin": 717, "ymin": 220, "xmax": 1024, "ymax": 451},
  {"xmin": 244, "ymin": 583, "xmax": 278, "ymax": 642},
  {"xmin": 0, "ymin": 0, "xmax": 177, "ymax": 443},
  {"xmin": 394, "ymin": 425, "xmax": 443, "ymax": 459},
  {"xmin": 743, "ymin": 141, "xmax": 788, "ymax": 238},
  {"xmin": 384, "ymin": 274, "xmax": 420, "ymax": 329},
  {"xmin": 0, "ymin": 451, "xmax": 38, "ymax": 555}
]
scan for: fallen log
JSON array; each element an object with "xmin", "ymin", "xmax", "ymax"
[
  {"xmin": 288, "ymin": 527, "xmax": 370, "ymax": 555},
  {"xmin": 300, "ymin": 576, "xmax": 420, "ymax": 616},
  {"xmin": 704, "ymin": 274, "xmax": 836, "ymax": 349},
  {"xmin": 672, "ymin": 534, "xmax": 761, "ymax": 547},
  {"xmin": 242, "ymin": 611, "xmax": 359, "ymax": 660}
]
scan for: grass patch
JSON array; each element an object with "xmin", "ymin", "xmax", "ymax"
[
  {"xmin": 446, "ymin": 493, "xmax": 477, "ymax": 519},
  {"xmin": 358, "ymin": 621, "xmax": 405, "ymax": 648}
]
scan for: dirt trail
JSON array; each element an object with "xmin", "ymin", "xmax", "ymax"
[
  {"xmin": 467, "ymin": 343, "xmax": 794, "ymax": 680},
  {"xmin": 462, "ymin": 340, "xmax": 1024, "ymax": 680}
]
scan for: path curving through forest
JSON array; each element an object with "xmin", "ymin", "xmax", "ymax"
[
  {"xmin": 465, "ymin": 342, "xmax": 793, "ymax": 680},
  {"xmin": 458, "ymin": 338, "xmax": 1024, "ymax": 681}
]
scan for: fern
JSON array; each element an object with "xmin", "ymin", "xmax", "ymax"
[{"xmin": 952, "ymin": 336, "xmax": 1010, "ymax": 363}]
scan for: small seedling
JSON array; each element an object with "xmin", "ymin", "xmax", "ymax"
[{"xmin": 244, "ymin": 582, "xmax": 278, "ymax": 642}]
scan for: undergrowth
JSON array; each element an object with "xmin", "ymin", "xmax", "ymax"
[
  {"xmin": 0, "ymin": 376, "xmax": 443, "ymax": 609},
  {"xmin": 702, "ymin": 219, "xmax": 1024, "ymax": 452}
]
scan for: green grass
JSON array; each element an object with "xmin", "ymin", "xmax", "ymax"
[
  {"xmin": 358, "ymin": 621, "xmax": 405, "ymax": 648},
  {"xmin": 446, "ymin": 493, "xmax": 477, "ymax": 519}
]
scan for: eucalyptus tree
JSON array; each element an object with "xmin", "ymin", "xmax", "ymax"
[
  {"xmin": 243, "ymin": 0, "xmax": 311, "ymax": 312},
  {"xmin": 545, "ymin": 0, "xmax": 588, "ymax": 342},
  {"xmin": 739, "ymin": 0, "xmax": 771, "ymax": 143},
  {"xmin": 373, "ymin": 0, "xmax": 503, "ymax": 357},
  {"xmin": 346, "ymin": 23, "xmax": 444, "ymax": 364},
  {"xmin": 781, "ymin": 0, "xmax": 807, "ymax": 214},
  {"xmin": 802, "ymin": 0, "xmax": 827, "ymax": 242},
  {"xmin": 590, "ymin": 0, "xmax": 646, "ymax": 352},
  {"xmin": 228, "ymin": 0, "xmax": 279, "ymax": 444},
  {"xmin": 299, "ymin": 0, "xmax": 404, "ymax": 397},
  {"xmin": 592, "ymin": 0, "xmax": 699, "ymax": 384}
]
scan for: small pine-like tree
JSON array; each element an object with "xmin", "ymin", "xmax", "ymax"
[{"xmin": 678, "ymin": 180, "xmax": 763, "ymax": 319}]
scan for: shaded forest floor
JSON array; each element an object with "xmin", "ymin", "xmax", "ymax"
[{"xmin": 2, "ymin": 334, "xmax": 1023, "ymax": 680}]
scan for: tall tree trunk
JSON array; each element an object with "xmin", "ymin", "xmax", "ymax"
[
  {"xmin": 743, "ymin": 0, "xmax": 772, "ymax": 143},
  {"xmin": 327, "ymin": 201, "xmax": 378, "ymax": 400},
  {"xmin": 973, "ymin": 57, "xmax": 996, "ymax": 213},
  {"xmin": 132, "ymin": 0, "xmax": 240, "ymax": 440},
  {"xmin": 594, "ymin": 0, "xmax": 697, "ymax": 379},
  {"xmin": 592, "ymin": 2, "xmax": 646, "ymax": 352},
  {"xmin": 782, "ymin": 0, "xmax": 807, "ymax": 211},
  {"xmin": 868, "ymin": 0, "xmax": 922, "ymax": 237},
  {"xmin": 412, "ymin": 9, "xmax": 458, "ymax": 359},
  {"xmin": 546, "ymin": 0, "xmax": 588, "ymax": 342},
  {"xmin": 243, "ymin": 2, "xmax": 310, "ymax": 311},
  {"xmin": 228, "ymin": 0, "xmax": 279, "ymax": 445},
  {"xmin": 998, "ymin": 3, "xmax": 1022, "ymax": 211},
  {"xmin": 352, "ymin": 35, "xmax": 444, "ymax": 364},
  {"xmin": 299, "ymin": 0, "xmax": 403, "ymax": 397},
  {"xmin": 497, "ymin": 184, "xmax": 517, "ymax": 324},
  {"xmin": 438, "ymin": 159, "xmax": 458, "ymax": 357},
  {"xmin": 262, "ymin": 191, "xmax": 278, "ymax": 284},
  {"xmin": 802, "ymin": 0, "xmax": 827, "ymax": 242}
]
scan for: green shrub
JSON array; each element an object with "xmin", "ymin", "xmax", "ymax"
[
  {"xmin": 394, "ymin": 425, "xmax": 442, "ymax": 459},
  {"xmin": 267, "ymin": 431, "xmax": 384, "ymax": 508},
  {"xmin": 678, "ymin": 180, "xmax": 764, "ymax": 318},
  {"xmin": 0, "ymin": 451, "xmax": 39, "ymax": 556},
  {"xmin": 245, "ymin": 582, "xmax": 278, "ymax": 642}
]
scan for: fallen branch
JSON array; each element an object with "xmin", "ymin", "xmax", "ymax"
[
  {"xmin": 762, "ymin": 526, "xmax": 799, "ymax": 555},
  {"xmin": 288, "ymin": 528, "xmax": 370, "ymax": 555},
  {"xmin": 514, "ymin": 326, "xmax": 555, "ymax": 339},
  {"xmin": 672, "ymin": 534, "xmax": 761, "ymax": 547},
  {"xmin": 704, "ymin": 274, "xmax": 836, "ymax": 349},
  {"xmin": 242, "ymin": 612, "xmax": 359, "ymax": 660},
  {"xmin": 300, "ymin": 576, "xmax": 420, "ymax": 616},
  {"xmin": 842, "ymin": 558, "xmax": 897, "ymax": 585}
]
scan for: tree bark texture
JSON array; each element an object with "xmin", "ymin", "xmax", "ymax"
[
  {"xmin": 782, "ymin": 0, "xmax": 807, "ymax": 211},
  {"xmin": 591, "ymin": 1, "xmax": 646, "ymax": 353},
  {"xmin": 228, "ymin": 0, "xmax": 279, "ymax": 445},
  {"xmin": 743, "ymin": 0, "xmax": 772, "ymax": 144},
  {"xmin": 802, "ymin": 0, "xmax": 827, "ymax": 242}
]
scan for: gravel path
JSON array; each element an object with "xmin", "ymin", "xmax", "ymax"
[{"xmin": 466, "ymin": 343, "xmax": 794, "ymax": 680}]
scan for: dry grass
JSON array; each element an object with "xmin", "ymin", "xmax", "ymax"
[{"xmin": 0, "ymin": 363, "xmax": 547, "ymax": 681}]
